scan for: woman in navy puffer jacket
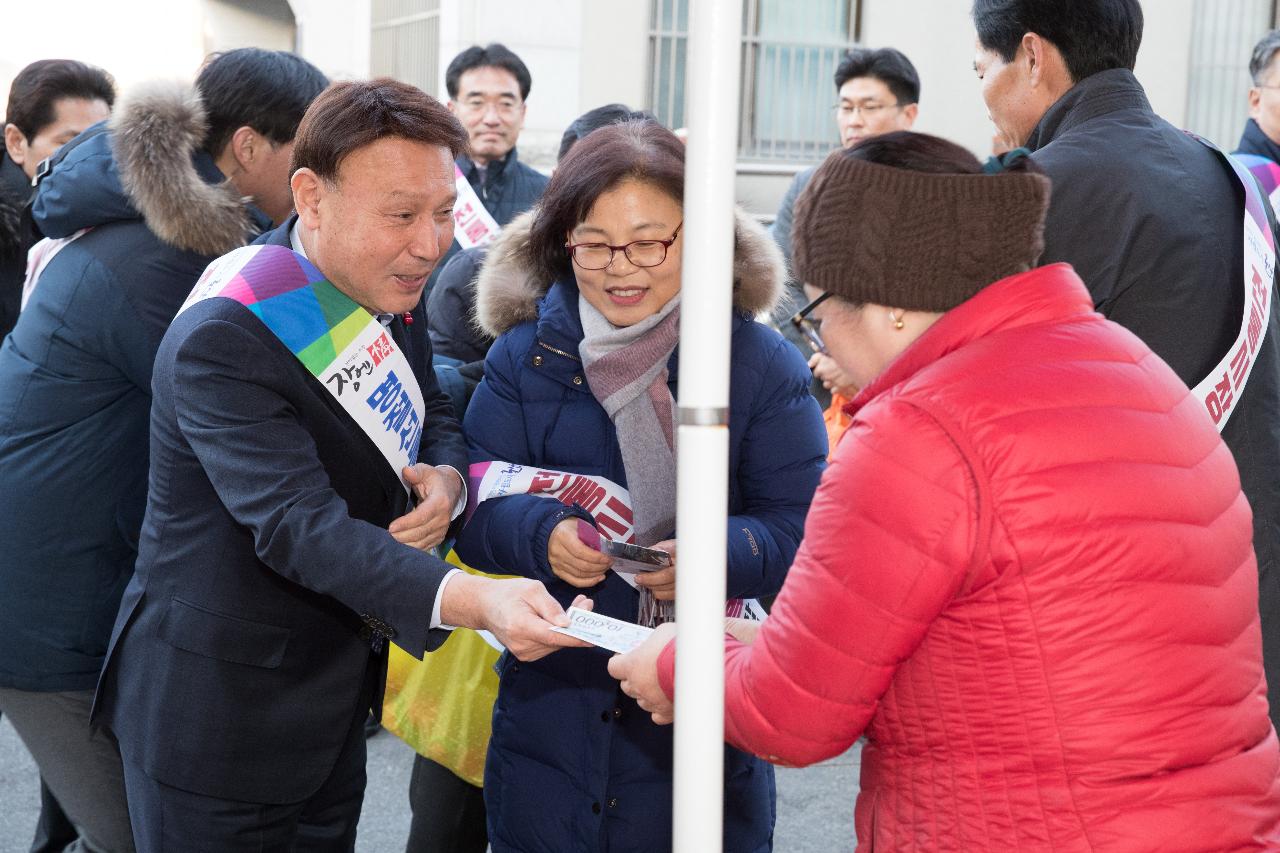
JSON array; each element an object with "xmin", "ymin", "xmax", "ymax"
[{"xmin": 454, "ymin": 120, "xmax": 826, "ymax": 853}]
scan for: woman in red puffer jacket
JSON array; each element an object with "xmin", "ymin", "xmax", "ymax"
[{"xmin": 611, "ymin": 131, "xmax": 1280, "ymax": 851}]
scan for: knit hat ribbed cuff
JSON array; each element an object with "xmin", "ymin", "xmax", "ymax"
[{"xmin": 792, "ymin": 153, "xmax": 1051, "ymax": 312}]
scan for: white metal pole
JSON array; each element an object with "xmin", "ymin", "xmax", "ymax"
[{"xmin": 674, "ymin": 1, "xmax": 742, "ymax": 851}]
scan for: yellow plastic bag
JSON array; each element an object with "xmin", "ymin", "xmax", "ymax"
[{"xmin": 382, "ymin": 551, "xmax": 509, "ymax": 787}]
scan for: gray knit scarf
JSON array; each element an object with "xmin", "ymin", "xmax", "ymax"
[{"xmin": 578, "ymin": 292, "xmax": 680, "ymax": 625}]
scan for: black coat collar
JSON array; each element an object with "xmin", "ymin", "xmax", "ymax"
[
  {"xmin": 1026, "ymin": 69, "xmax": 1153, "ymax": 152},
  {"xmin": 1236, "ymin": 118, "xmax": 1280, "ymax": 162}
]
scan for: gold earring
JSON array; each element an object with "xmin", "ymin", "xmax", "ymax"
[{"xmin": 890, "ymin": 310, "xmax": 905, "ymax": 330}]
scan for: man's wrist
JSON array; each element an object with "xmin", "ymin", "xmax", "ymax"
[
  {"xmin": 436, "ymin": 464, "xmax": 467, "ymax": 520},
  {"xmin": 439, "ymin": 572, "xmax": 489, "ymax": 629}
]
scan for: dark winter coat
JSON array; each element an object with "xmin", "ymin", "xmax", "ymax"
[
  {"xmin": 1238, "ymin": 117, "xmax": 1280, "ymax": 166},
  {"xmin": 454, "ymin": 211, "xmax": 827, "ymax": 853},
  {"xmin": 428, "ymin": 243, "xmax": 491, "ymax": 364},
  {"xmin": 1028, "ymin": 68, "xmax": 1280, "ymax": 730},
  {"xmin": 0, "ymin": 82, "xmax": 264, "ymax": 691},
  {"xmin": 426, "ymin": 241, "xmax": 492, "ymax": 414}
]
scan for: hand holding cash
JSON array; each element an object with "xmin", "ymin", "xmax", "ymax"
[
  {"xmin": 607, "ymin": 622, "xmax": 677, "ymax": 725},
  {"xmin": 551, "ymin": 606, "xmax": 654, "ymax": 654}
]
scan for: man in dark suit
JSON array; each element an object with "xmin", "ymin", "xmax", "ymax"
[{"xmin": 94, "ymin": 78, "xmax": 585, "ymax": 852}]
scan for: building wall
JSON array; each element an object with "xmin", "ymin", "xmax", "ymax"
[
  {"xmin": 1137, "ymin": 0, "xmax": 1195, "ymax": 129},
  {"xmin": 0, "ymin": 0, "xmax": 298, "ymax": 118},
  {"xmin": 205, "ymin": 0, "xmax": 295, "ymax": 55},
  {"xmin": 289, "ymin": 0, "xmax": 372, "ymax": 81},
  {"xmin": 0, "ymin": 0, "xmax": 207, "ymax": 108},
  {"xmin": 580, "ymin": 1, "xmax": 650, "ymax": 119}
]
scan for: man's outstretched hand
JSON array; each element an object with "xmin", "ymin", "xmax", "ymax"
[{"xmin": 441, "ymin": 573, "xmax": 593, "ymax": 661}]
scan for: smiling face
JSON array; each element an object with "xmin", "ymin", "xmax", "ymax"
[
  {"xmin": 449, "ymin": 65, "xmax": 526, "ymax": 167},
  {"xmin": 294, "ymin": 136, "xmax": 457, "ymax": 315},
  {"xmin": 569, "ymin": 178, "xmax": 683, "ymax": 327}
]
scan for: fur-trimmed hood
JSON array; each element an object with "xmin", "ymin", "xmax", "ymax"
[
  {"xmin": 474, "ymin": 206, "xmax": 786, "ymax": 338},
  {"xmin": 112, "ymin": 81, "xmax": 253, "ymax": 254},
  {"xmin": 31, "ymin": 81, "xmax": 254, "ymax": 255}
]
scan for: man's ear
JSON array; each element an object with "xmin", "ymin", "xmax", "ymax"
[
  {"xmin": 1022, "ymin": 32, "xmax": 1072, "ymax": 92},
  {"xmin": 899, "ymin": 102, "xmax": 920, "ymax": 128},
  {"xmin": 1250, "ymin": 87, "xmax": 1264, "ymax": 120},
  {"xmin": 447, "ymin": 100, "xmax": 459, "ymax": 118},
  {"xmin": 291, "ymin": 167, "xmax": 326, "ymax": 229},
  {"xmin": 224, "ymin": 125, "xmax": 258, "ymax": 173},
  {"xmin": 4, "ymin": 124, "xmax": 28, "ymax": 166}
]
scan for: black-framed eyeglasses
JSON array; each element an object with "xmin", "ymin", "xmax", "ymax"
[
  {"xmin": 791, "ymin": 291, "xmax": 833, "ymax": 354},
  {"xmin": 565, "ymin": 223, "xmax": 683, "ymax": 271}
]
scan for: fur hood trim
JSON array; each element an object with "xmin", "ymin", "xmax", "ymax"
[
  {"xmin": 475, "ymin": 207, "xmax": 785, "ymax": 338},
  {"xmin": 111, "ymin": 81, "xmax": 251, "ymax": 256}
]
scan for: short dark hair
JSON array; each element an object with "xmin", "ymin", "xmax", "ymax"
[
  {"xmin": 557, "ymin": 103, "xmax": 658, "ymax": 161},
  {"xmin": 196, "ymin": 48, "xmax": 329, "ymax": 157},
  {"xmin": 972, "ymin": 0, "xmax": 1143, "ymax": 83},
  {"xmin": 4, "ymin": 59, "xmax": 115, "ymax": 140},
  {"xmin": 1251, "ymin": 30, "xmax": 1280, "ymax": 85},
  {"xmin": 525, "ymin": 119, "xmax": 682, "ymax": 285},
  {"xmin": 834, "ymin": 47, "xmax": 921, "ymax": 105},
  {"xmin": 290, "ymin": 78, "xmax": 469, "ymax": 182},
  {"xmin": 445, "ymin": 43, "xmax": 532, "ymax": 102}
]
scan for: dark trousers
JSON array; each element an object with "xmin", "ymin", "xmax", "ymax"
[
  {"xmin": 31, "ymin": 778, "xmax": 79, "ymax": 853},
  {"xmin": 0, "ymin": 688, "xmax": 135, "ymax": 852},
  {"xmin": 405, "ymin": 756, "xmax": 486, "ymax": 853},
  {"xmin": 121, "ymin": 707, "xmax": 367, "ymax": 852}
]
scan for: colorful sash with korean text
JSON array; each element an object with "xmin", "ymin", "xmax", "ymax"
[
  {"xmin": 180, "ymin": 244, "xmax": 424, "ymax": 492},
  {"xmin": 452, "ymin": 166, "xmax": 501, "ymax": 250},
  {"xmin": 1188, "ymin": 141, "xmax": 1278, "ymax": 431},
  {"xmin": 467, "ymin": 461, "xmax": 764, "ymax": 620}
]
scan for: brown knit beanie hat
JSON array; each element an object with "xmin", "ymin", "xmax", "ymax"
[{"xmin": 792, "ymin": 132, "xmax": 1051, "ymax": 312}]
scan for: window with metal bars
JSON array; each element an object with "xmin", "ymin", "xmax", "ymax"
[
  {"xmin": 370, "ymin": 0, "xmax": 442, "ymax": 98},
  {"xmin": 648, "ymin": 0, "xmax": 861, "ymax": 163}
]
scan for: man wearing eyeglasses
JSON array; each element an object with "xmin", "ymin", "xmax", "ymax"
[
  {"xmin": 772, "ymin": 46, "xmax": 920, "ymax": 427},
  {"xmin": 772, "ymin": 47, "xmax": 920, "ymax": 276},
  {"xmin": 1238, "ymin": 31, "xmax": 1280, "ymax": 173},
  {"xmin": 430, "ymin": 43, "xmax": 549, "ymax": 299}
]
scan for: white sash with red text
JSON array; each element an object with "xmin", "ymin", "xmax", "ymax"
[
  {"xmin": 452, "ymin": 166, "xmax": 501, "ymax": 250},
  {"xmin": 467, "ymin": 461, "xmax": 764, "ymax": 620},
  {"xmin": 1189, "ymin": 144, "xmax": 1277, "ymax": 430}
]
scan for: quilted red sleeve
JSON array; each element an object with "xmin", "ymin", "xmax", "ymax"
[{"xmin": 720, "ymin": 397, "xmax": 979, "ymax": 766}]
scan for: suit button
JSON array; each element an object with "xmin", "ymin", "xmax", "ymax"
[
  {"xmin": 612, "ymin": 707, "xmax": 622, "ymax": 719},
  {"xmin": 608, "ymin": 797, "xmax": 618, "ymax": 809},
  {"xmin": 573, "ymin": 375, "xmax": 583, "ymax": 385},
  {"xmin": 591, "ymin": 802, "xmax": 601, "ymax": 815},
  {"xmin": 600, "ymin": 711, "xmax": 609, "ymax": 723},
  {"xmin": 533, "ymin": 355, "xmax": 544, "ymax": 366}
]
